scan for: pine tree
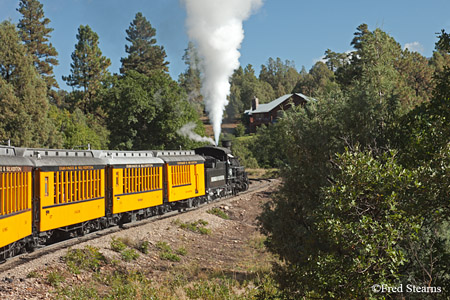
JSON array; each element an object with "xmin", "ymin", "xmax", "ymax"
[
  {"xmin": 259, "ymin": 57, "xmax": 300, "ymax": 97},
  {"xmin": 120, "ymin": 12, "xmax": 169, "ymax": 75},
  {"xmin": 0, "ymin": 20, "xmax": 61, "ymax": 147},
  {"xmin": 17, "ymin": 0, "xmax": 59, "ymax": 91},
  {"xmin": 62, "ymin": 25, "xmax": 111, "ymax": 114},
  {"xmin": 178, "ymin": 41, "xmax": 203, "ymax": 114}
]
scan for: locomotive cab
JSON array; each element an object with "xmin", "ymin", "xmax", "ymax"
[{"xmin": 195, "ymin": 144, "xmax": 249, "ymax": 197}]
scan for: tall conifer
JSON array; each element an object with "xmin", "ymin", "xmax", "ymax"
[
  {"xmin": 17, "ymin": 0, "xmax": 59, "ymax": 91},
  {"xmin": 63, "ymin": 25, "xmax": 111, "ymax": 114},
  {"xmin": 120, "ymin": 12, "xmax": 169, "ymax": 75},
  {"xmin": 0, "ymin": 20, "xmax": 61, "ymax": 147}
]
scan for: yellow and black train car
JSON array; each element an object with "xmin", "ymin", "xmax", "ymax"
[
  {"xmin": 0, "ymin": 146, "xmax": 33, "ymax": 259},
  {"xmin": 153, "ymin": 150, "xmax": 206, "ymax": 209},
  {"xmin": 97, "ymin": 150, "xmax": 165, "ymax": 222},
  {"xmin": 25, "ymin": 148, "xmax": 107, "ymax": 239}
]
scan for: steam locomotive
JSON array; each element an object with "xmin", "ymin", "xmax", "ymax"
[{"xmin": 0, "ymin": 143, "xmax": 248, "ymax": 260}]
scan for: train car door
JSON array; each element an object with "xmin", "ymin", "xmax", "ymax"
[{"xmin": 194, "ymin": 164, "xmax": 199, "ymax": 194}]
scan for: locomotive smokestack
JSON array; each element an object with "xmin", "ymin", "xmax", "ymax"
[{"xmin": 222, "ymin": 140, "xmax": 231, "ymax": 149}]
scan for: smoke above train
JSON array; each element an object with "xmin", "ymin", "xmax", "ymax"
[{"xmin": 182, "ymin": 0, "xmax": 263, "ymax": 145}]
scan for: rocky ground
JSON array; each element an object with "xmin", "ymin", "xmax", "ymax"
[{"xmin": 0, "ymin": 179, "xmax": 279, "ymax": 300}]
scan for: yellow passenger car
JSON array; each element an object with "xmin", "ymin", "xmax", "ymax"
[
  {"xmin": 98, "ymin": 151, "xmax": 164, "ymax": 215},
  {"xmin": 27, "ymin": 149, "xmax": 106, "ymax": 232},
  {"xmin": 0, "ymin": 147, "xmax": 33, "ymax": 256},
  {"xmin": 153, "ymin": 150, "xmax": 206, "ymax": 203}
]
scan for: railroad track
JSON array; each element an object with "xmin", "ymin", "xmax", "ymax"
[{"xmin": 0, "ymin": 179, "xmax": 274, "ymax": 274}]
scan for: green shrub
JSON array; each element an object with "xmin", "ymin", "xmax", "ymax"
[
  {"xmin": 26, "ymin": 271, "xmax": 39, "ymax": 278},
  {"xmin": 172, "ymin": 219, "xmax": 211, "ymax": 235},
  {"xmin": 56, "ymin": 285, "xmax": 100, "ymax": 300},
  {"xmin": 184, "ymin": 279, "xmax": 235, "ymax": 299},
  {"xmin": 137, "ymin": 240, "xmax": 150, "ymax": 254},
  {"xmin": 104, "ymin": 269, "xmax": 156, "ymax": 299},
  {"xmin": 207, "ymin": 207, "xmax": 229, "ymax": 219},
  {"xmin": 155, "ymin": 241, "xmax": 172, "ymax": 252},
  {"xmin": 175, "ymin": 246, "xmax": 187, "ymax": 256},
  {"xmin": 63, "ymin": 246, "xmax": 107, "ymax": 273},
  {"xmin": 121, "ymin": 248, "xmax": 140, "ymax": 262},
  {"xmin": 110, "ymin": 237, "xmax": 127, "ymax": 252},
  {"xmin": 156, "ymin": 241, "xmax": 182, "ymax": 262},
  {"xmin": 47, "ymin": 270, "xmax": 65, "ymax": 287},
  {"xmin": 160, "ymin": 251, "xmax": 181, "ymax": 262}
]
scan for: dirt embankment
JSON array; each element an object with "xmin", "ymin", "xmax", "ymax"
[{"xmin": 0, "ymin": 179, "xmax": 280, "ymax": 300}]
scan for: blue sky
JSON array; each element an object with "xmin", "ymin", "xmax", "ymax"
[{"xmin": 1, "ymin": 0, "xmax": 450, "ymax": 90}]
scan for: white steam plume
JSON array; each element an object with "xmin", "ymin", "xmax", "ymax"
[
  {"xmin": 177, "ymin": 122, "xmax": 215, "ymax": 145},
  {"xmin": 182, "ymin": 0, "xmax": 262, "ymax": 145}
]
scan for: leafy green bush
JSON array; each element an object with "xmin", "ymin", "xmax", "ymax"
[
  {"xmin": 184, "ymin": 279, "xmax": 239, "ymax": 300},
  {"xmin": 63, "ymin": 246, "xmax": 107, "ymax": 273},
  {"xmin": 103, "ymin": 269, "xmax": 155, "ymax": 299},
  {"xmin": 110, "ymin": 237, "xmax": 127, "ymax": 252},
  {"xmin": 137, "ymin": 240, "xmax": 150, "ymax": 254},
  {"xmin": 26, "ymin": 271, "xmax": 40, "ymax": 279},
  {"xmin": 175, "ymin": 246, "xmax": 187, "ymax": 256},
  {"xmin": 47, "ymin": 270, "xmax": 65, "ymax": 287},
  {"xmin": 172, "ymin": 219, "xmax": 211, "ymax": 235},
  {"xmin": 56, "ymin": 285, "xmax": 100, "ymax": 300},
  {"xmin": 207, "ymin": 207, "xmax": 229, "ymax": 219},
  {"xmin": 230, "ymin": 136, "xmax": 259, "ymax": 169},
  {"xmin": 121, "ymin": 248, "xmax": 140, "ymax": 262},
  {"xmin": 156, "ymin": 241, "xmax": 181, "ymax": 262}
]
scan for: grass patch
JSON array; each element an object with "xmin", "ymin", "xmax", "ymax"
[
  {"xmin": 109, "ymin": 270, "xmax": 156, "ymax": 299},
  {"xmin": 172, "ymin": 218, "xmax": 211, "ymax": 235},
  {"xmin": 110, "ymin": 237, "xmax": 127, "ymax": 252},
  {"xmin": 137, "ymin": 240, "xmax": 150, "ymax": 254},
  {"xmin": 160, "ymin": 251, "xmax": 181, "ymax": 262},
  {"xmin": 26, "ymin": 270, "xmax": 40, "ymax": 278},
  {"xmin": 63, "ymin": 246, "xmax": 107, "ymax": 274},
  {"xmin": 248, "ymin": 235, "xmax": 267, "ymax": 251},
  {"xmin": 175, "ymin": 246, "xmax": 187, "ymax": 256},
  {"xmin": 110, "ymin": 236, "xmax": 144, "ymax": 262},
  {"xmin": 57, "ymin": 284, "xmax": 100, "ymax": 300},
  {"xmin": 184, "ymin": 278, "xmax": 246, "ymax": 300},
  {"xmin": 121, "ymin": 248, "xmax": 140, "ymax": 262},
  {"xmin": 155, "ymin": 241, "xmax": 187, "ymax": 262},
  {"xmin": 207, "ymin": 207, "xmax": 229, "ymax": 219},
  {"xmin": 47, "ymin": 270, "xmax": 65, "ymax": 287}
]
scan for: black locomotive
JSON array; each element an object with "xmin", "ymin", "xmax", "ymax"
[{"xmin": 195, "ymin": 141, "xmax": 249, "ymax": 200}]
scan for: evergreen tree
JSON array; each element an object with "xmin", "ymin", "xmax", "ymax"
[
  {"xmin": 0, "ymin": 20, "xmax": 61, "ymax": 147},
  {"xmin": 292, "ymin": 61, "xmax": 340, "ymax": 98},
  {"xmin": 259, "ymin": 57, "xmax": 300, "ymax": 97},
  {"xmin": 396, "ymin": 49, "xmax": 434, "ymax": 107},
  {"xmin": 17, "ymin": 0, "xmax": 59, "ymax": 92},
  {"xmin": 178, "ymin": 41, "xmax": 203, "ymax": 115},
  {"xmin": 226, "ymin": 64, "xmax": 275, "ymax": 120},
  {"xmin": 430, "ymin": 49, "xmax": 450, "ymax": 74},
  {"xmin": 120, "ymin": 12, "xmax": 169, "ymax": 75},
  {"xmin": 62, "ymin": 25, "xmax": 111, "ymax": 114},
  {"xmin": 434, "ymin": 29, "xmax": 450, "ymax": 101},
  {"xmin": 350, "ymin": 23, "xmax": 370, "ymax": 50},
  {"xmin": 335, "ymin": 24, "xmax": 432, "ymax": 111},
  {"xmin": 323, "ymin": 48, "xmax": 348, "ymax": 72}
]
